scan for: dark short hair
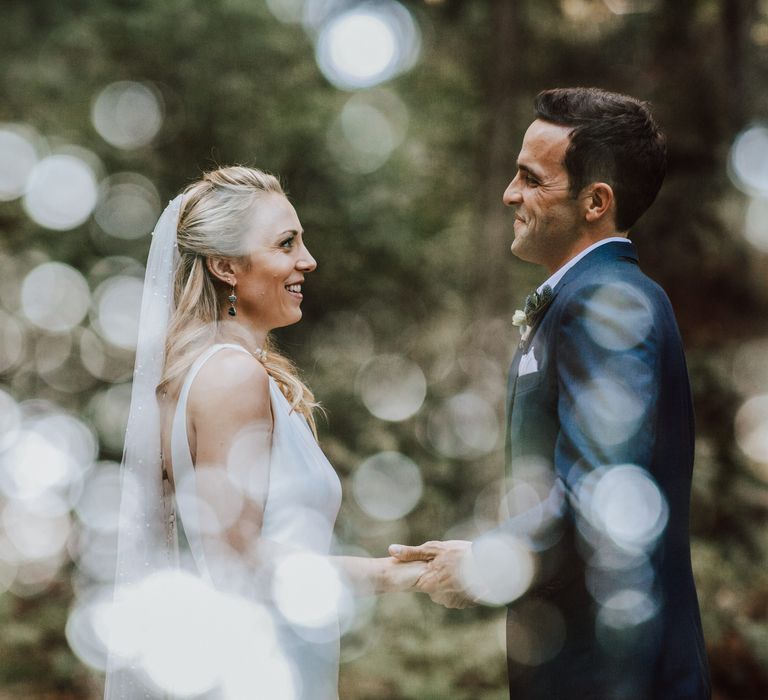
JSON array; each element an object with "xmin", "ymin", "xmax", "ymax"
[{"xmin": 534, "ymin": 87, "xmax": 667, "ymax": 231}]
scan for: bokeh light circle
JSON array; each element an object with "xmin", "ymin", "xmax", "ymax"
[
  {"xmin": 0, "ymin": 124, "xmax": 39, "ymax": 201},
  {"xmin": 97, "ymin": 572, "xmax": 293, "ymax": 697},
  {"xmin": 597, "ymin": 588, "xmax": 659, "ymax": 630},
  {"xmin": 744, "ymin": 197, "xmax": 768, "ymax": 253},
  {"xmin": 87, "ymin": 384, "xmax": 132, "ymax": 453},
  {"xmin": 21, "ymin": 261, "xmax": 90, "ymax": 332},
  {"xmin": 729, "ymin": 125, "xmax": 768, "ymax": 196},
  {"xmin": 573, "ymin": 377, "xmax": 645, "ymax": 447},
  {"xmin": 66, "ymin": 594, "xmax": 112, "ymax": 671},
  {"xmin": 75, "ymin": 462, "xmax": 124, "ymax": 533},
  {"xmin": 0, "ymin": 389, "xmax": 21, "ymax": 451},
  {"xmin": 2, "ymin": 500, "xmax": 71, "ymax": 560},
  {"xmin": 311, "ymin": 311, "xmax": 375, "ymax": 369},
  {"xmin": 579, "ymin": 465, "xmax": 668, "ymax": 551},
  {"xmin": 35, "ymin": 333, "xmax": 72, "ymax": 379},
  {"xmin": 12, "ymin": 554, "xmax": 65, "ymax": 596},
  {"xmin": 427, "ymin": 391, "xmax": 500, "ymax": 459},
  {"xmin": 462, "ymin": 533, "xmax": 535, "ymax": 605},
  {"xmin": 266, "ymin": 0, "xmax": 304, "ymax": 23},
  {"xmin": 111, "ymin": 571, "xmax": 226, "ymax": 695},
  {"xmin": 175, "ymin": 465, "xmax": 245, "ymax": 537},
  {"xmin": 583, "ymin": 282, "xmax": 653, "ymax": 352},
  {"xmin": 91, "ymin": 81, "xmax": 164, "ymax": 150},
  {"xmin": 315, "ymin": 2, "xmax": 420, "ymax": 90},
  {"xmin": 352, "ymin": 451, "xmax": 423, "ymax": 520},
  {"xmin": 0, "ymin": 409, "xmax": 98, "ymax": 505},
  {"xmin": 497, "ymin": 460, "xmax": 564, "ymax": 538},
  {"xmin": 586, "ymin": 550, "xmax": 655, "ymax": 608},
  {"xmin": 735, "ymin": 394, "xmax": 768, "ymax": 464},
  {"xmin": 71, "ymin": 528, "xmax": 120, "ymax": 583},
  {"xmin": 92, "ymin": 275, "xmax": 144, "ymax": 350},
  {"xmin": 0, "ymin": 311, "xmax": 25, "ymax": 373},
  {"xmin": 506, "ymin": 600, "xmax": 566, "ymax": 666},
  {"xmin": 23, "ymin": 153, "xmax": 99, "ymax": 230},
  {"xmin": 272, "ymin": 552, "xmax": 343, "ymax": 629},
  {"xmin": 95, "ymin": 173, "xmax": 161, "ymax": 240},
  {"xmin": 357, "ymin": 354, "xmax": 427, "ymax": 421},
  {"xmin": 603, "ymin": 0, "xmax": 658, "ymax": 13},
  {"xmin": 327, "ymin": 90, "xmax": 409, "ymax": 173}
]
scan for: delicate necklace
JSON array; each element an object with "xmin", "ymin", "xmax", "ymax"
[{"xmin": 252, "ymin": 347, "xmax": 267, "ymax": 362}]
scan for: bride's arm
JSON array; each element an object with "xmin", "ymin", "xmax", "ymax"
[
  {"xmin": 188, "ymin": 350, "xmax": 273, "ymax": 560},
  {"xmin": 188, "ymin": 350, "xmax": 427, "ymax": 594}
]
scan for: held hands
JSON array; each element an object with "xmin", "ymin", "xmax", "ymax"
[
  {"xmin": 388, "ymin": 540, "xmax": 477, "ymax": 609},
  {"xmin": 381, "ymin": 557, "xmax": 430, "ymax": 593}
]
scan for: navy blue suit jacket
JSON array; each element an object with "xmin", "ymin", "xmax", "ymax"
[{"xmin": 491, "ymin": 242, "xmax": 710, "ymax": 699}]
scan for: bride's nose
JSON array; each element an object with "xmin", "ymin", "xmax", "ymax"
[{"xmin": 297, "ymin": 244, "xmax": 317, "ymax": 272}]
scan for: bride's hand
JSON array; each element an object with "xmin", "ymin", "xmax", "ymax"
[{"xmin": 381, "ymin": 556, "xmax": 429, "ymax": 592}]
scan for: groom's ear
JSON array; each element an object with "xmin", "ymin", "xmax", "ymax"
[
  {"xmin": 206, "ymin": 256, "xmax": 238, "ymax": 285},
  {"xmin": 583, "ymin": 182, "xmax": 615, "ymax": 224}
]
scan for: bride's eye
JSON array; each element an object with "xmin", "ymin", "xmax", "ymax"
[{"xmin": 280, "ymin": 236, "xmax": 295, "ymax": 248}]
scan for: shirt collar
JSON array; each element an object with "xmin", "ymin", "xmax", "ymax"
[{"xmin": 537, "ymin": 237, "xmax": 631, "ymax": 293}]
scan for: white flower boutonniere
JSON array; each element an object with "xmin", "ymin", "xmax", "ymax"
[
  {"xmin": 513, "ymin": 284, "xmax": 554, "ymax": 346},
  {"xmin": 512, "ymin": 309, "xmax": 529, "ymax": 338}
]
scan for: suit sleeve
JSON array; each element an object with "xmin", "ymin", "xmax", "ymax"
[{"xmin": 554, "ymin": 280, "xmax": 660, "ymax": 491}]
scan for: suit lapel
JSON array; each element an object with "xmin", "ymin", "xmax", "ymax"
[
  {"xmin": 506, "ymin": 347, "xmax": 524, "ymax": 415},
  {"xmin": 504, "ymin": 241, "xmax": 640, "ymax": 473},
  {"xmin": 505, "ymin": 241, "xmax": 639, "ymax": 418},
  {"xmin": 504, "ymin": 348, "xmax": 523, "ymax": 469},
  {"xmin": 513, "ymin": 241, "xmax": 639, "ymax": 357}
]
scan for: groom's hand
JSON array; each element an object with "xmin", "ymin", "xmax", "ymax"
[{"xmin": 388, "ymin": 540, "xmax": 477, "ymax": 607}]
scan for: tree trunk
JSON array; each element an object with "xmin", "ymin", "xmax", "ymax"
[
  {"xmin": 471, "ymin": 0, "xmax": 523, "ymax": 317},
  {"xmin": 721, "ymin": 0, "xmax": 758, "ymax": 131}
]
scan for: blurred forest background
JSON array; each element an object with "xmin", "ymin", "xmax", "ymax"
[{"xmin": 1, "ymin": 0, "xmax": 768, "ymax": 698}]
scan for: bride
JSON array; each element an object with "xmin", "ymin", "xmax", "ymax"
[{"xmin": 105, "ymin": 166, "xmax": 426, "ymax": 699}]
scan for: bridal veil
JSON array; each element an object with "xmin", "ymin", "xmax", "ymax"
[{"xmin": 103, "ymin": 194, "xmax": 183, "ymax": 699}]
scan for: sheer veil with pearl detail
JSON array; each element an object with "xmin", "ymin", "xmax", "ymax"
[{"xmin": 103, "ymin": 194, "xmax": 184, "ymax": 699}]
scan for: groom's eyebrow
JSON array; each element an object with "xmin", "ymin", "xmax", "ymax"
[{"xmin": 518, "ymin": 163, "xmax": 543, "ymax": 181}]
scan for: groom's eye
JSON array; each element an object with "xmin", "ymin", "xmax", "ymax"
[{"xmin": 525, "ymin": 174, "xmax": 539, "ymax": 186}]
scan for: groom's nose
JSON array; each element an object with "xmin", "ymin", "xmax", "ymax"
[{"xmin": 503, "ymin": 177, "xmax": 522, "ymax": 206}]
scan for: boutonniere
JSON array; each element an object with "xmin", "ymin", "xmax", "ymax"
[{"xmin": 512, "ymin": 284, "xmax": 554, "ymax": 346}]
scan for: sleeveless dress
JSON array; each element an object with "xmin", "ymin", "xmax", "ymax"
[{"xmin": 170, "ymin": 343, "xmax": 342, "ymax": 700}]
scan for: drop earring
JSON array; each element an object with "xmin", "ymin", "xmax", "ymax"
[{"xmin": 228, "ymin": 283, "xmax": 237, "ymax": 317}]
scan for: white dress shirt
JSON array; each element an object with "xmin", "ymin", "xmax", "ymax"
[{"xmin": 517, "ymin": 237, "xmax": 631, "ymax": 376}]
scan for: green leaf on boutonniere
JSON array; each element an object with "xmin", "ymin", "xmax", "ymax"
[
  {"xmin": 522, "ymin": 284, "xmax": 553, "ymax": 326},
  {"xmin": 513, "ymin": 284, "xmax": 553, "ymax": 347}
]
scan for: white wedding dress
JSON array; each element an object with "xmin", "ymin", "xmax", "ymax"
[{"xmin": 169, "ymin": 343, "xmax": 342, "ymax": 700}]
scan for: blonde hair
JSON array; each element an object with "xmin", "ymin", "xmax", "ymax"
[{"xmin": 159, "ymin": 166, "xmax": 319, "ymax": 435}]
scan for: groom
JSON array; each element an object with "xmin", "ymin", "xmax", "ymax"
[{"xmin": 391, "ymin": 88, "xmax": 711, "ymax": 699}]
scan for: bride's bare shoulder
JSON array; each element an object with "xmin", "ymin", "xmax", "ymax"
[{"xmin": 189, "ymin": 348, "xmax": 270, "ymax": 422}]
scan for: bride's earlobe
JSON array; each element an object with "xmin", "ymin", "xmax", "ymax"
[{"xmin": 206, "ymin": 256, "xmax": 237, "ymax": 285}]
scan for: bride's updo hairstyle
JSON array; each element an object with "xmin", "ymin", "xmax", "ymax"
[{"xmin": 160, "ymin": 166, "xmax": 319, "ymax": 434}]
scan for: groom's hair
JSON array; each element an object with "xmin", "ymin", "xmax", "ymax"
[{"xmin": 534, "ymin": 87, "xmax": 667, "ymax": 232}]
